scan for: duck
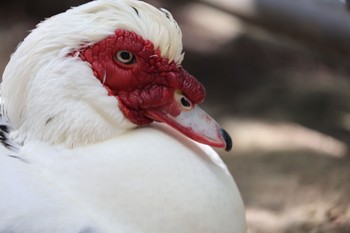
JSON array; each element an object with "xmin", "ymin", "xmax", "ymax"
[{"xmin": 0, "ymin": 0, "xmax": 246, "ymax": 232}]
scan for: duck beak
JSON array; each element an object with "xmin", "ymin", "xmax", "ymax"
[{"xmin": 145, "ymin": 105, "xmax": 232, "ymax": 151}]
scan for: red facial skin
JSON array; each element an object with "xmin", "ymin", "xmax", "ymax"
[{"xmin": 79, "ymin": 29, "xmax": 205, "ymax": 125}]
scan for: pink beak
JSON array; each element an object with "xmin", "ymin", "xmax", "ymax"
[{"xmin": 146, "ymin": 105, "xmax": 232, "ymax": 151}]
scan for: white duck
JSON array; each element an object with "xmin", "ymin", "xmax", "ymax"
[{"xmin": 0, "ymin": 0, "xmax": 246, "ymax": 232}]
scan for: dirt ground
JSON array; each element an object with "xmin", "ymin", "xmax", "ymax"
[
  {"xmin": 189, "ymin": 32, "xmax": 350, "ymax": 233},
  {"xmin": 190, "ymin": 34, "xmax": 350, "ymax": 232},
  {"xmin": 199, "ymin": 30, "xmax": 350, "ymax": 233},
  {"xmin": 1, "ymin": 1, "xmax": 350, "ymax": 233}
]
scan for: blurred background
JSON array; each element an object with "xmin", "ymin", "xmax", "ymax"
[{"xmin": 1, "ymin": 0, "xmax": 350, "ymax": 232}]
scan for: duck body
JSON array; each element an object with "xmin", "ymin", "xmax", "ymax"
[
  {"xmin": 0, "ymin": 125, "xmax": 245, "ymax": 233},
  {"xmin": 0, "ymin": 0, "xmax": 246, "ymax": 232}
]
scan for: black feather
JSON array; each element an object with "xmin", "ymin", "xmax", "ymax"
[{"xmin": 131, "ymin": 6, "xmax": 139, "ymax": 16}]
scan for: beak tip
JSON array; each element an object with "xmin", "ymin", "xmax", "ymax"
[{"xmin": 220, "ymin": 128, "xmax": 233, "ymax": 151}]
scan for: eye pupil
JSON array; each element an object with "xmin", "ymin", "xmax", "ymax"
[
  {"xmin": 120, "ymin": 52, "xmax": 130, "ymax": 60},
  {"xmin": 181, "ymin": 97, "xmax": 191, "ymax": 108}
]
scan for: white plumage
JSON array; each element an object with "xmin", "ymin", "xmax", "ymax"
[
  {"xmin": 0, "ymin": 0, "xmax": 246, "ymax": 232},
  {"xmin": 1, "ymin": 0, "xmax": 183, "ymax": 147}
]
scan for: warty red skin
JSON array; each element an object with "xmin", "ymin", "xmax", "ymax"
[{"xmin": 79, "ymin": 29, "xmax": 206, "ymax": 125}]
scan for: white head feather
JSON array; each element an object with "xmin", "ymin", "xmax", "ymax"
[{"xmin": 1, "ymin": 0, "xmax": 184, "ymax": 147}]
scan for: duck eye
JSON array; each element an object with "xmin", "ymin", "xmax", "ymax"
[
  {"xmin": 175, "ymin": 92, "xmax": 193, "ymax": 111},
  {"xmin": 180, "ymin": 97, "xmax": 191, "ymax": 108},
  {"xmin": 115, "ymin": 51, "xmax": 135, "ymax": 64},
  {"xmin": 175, "ymin": 91, "xmax": 194, "ymax": 111}
]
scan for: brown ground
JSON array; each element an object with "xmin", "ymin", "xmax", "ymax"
[{"xmin": 1, "ymin": 1, "xmax": 350, "ymax": 232}]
